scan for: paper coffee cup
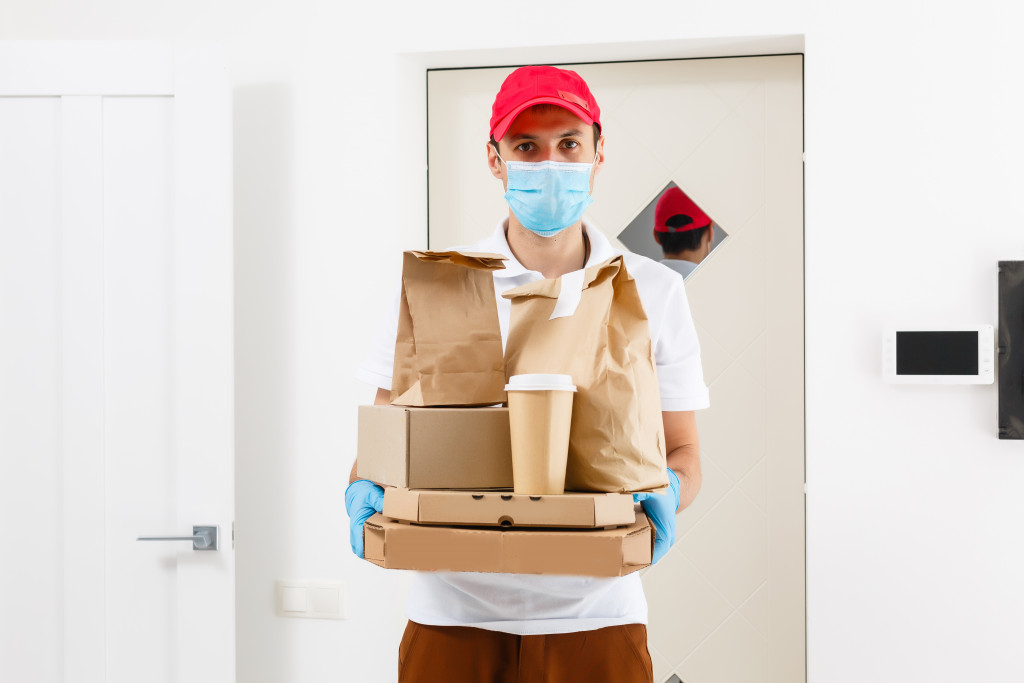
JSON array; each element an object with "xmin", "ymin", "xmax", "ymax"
[{"xmin": 504, "ymin": 374, "xmax": 577, "ymax": 495}]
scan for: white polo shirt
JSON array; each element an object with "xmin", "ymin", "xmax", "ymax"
[
  {"xmin": 660, "ymin": 257, "xmax": 700, "ymax": 279},
  {"xmin": 356, "ymin": 220, "xmax": 709, "ymax": 635}
]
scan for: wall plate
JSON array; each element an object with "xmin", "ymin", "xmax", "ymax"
[{"xmin": 275, "ymin": 580, "xmax": 345, "ymax": 620}]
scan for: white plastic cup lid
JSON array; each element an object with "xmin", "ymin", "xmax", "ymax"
[{"xmin": 504, "ymin": 373, "xmax": 577, "ymax": 392}]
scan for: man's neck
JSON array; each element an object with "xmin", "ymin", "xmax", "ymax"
[
  {"xmin": 505, "ymin": 214, "xmax": 589, "ymax": 279},
  {"xmin": 663, "ymin": 249, "xmax": 703, "ymax": 265}
]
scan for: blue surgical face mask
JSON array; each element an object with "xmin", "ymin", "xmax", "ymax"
[{"xmin": 497, "ymin": 153, "xmax": 597, "ymax": 237}]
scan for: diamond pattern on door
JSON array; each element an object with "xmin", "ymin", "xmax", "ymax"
[
  {"xmin": 697, "ymin": 363, "xmax": 767, "ymax": 483},
  {"xmin": 693, "ymin": 322, "xmax": 733, "ymax": 386},
  {"xmin": 733, "ymin": 83, "xmax": 768, "ymax": 139},
  {"xmin": 609, "ymin": 81, "xmax": 733, "ymax": 173},
  {"xmin": 738, "ymin": 331, "xmax": 768, "ymax": 389},
  {"xmin": 738, "ymin": 582, "xmax": 771, "ymax": 640},
  {"xmin": 682, "ymin": 489, "xmax": 770, "ymax": 607},
  {"xmin": 587, "ymin": 112, "xmax": 672, "ymax": 231},
  {"xmin": 739, "ymin": 457, "xmax": 769, "ymax": 514},
  {"xmin": 685, "ymin": 210, "xmax": 767, "ymax": 358},
  {"xmin": 675, "ymin": 451, "xmax": 732, "ymax": 539},
  {"xmin": 652, "ymin": 649, "xmax": 676, "ymax": 683},
  {"xmin": 646, "ymin": 552, "xmax": 734, "ymax": 668},
  {"xmin": 680, "ymin": 611, "xmax": 770, "ymax": 683},
  {"xmin": 670, "ymin": 112, "xmax": 766, "ymax": 236}
]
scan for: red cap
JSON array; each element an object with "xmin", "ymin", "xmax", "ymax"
[
  {"xmin": 654, "ymin": 187, "xmax": 712, "ymax": 233},
  {"xmin": 490, "ymin": 65, "xmax": 601, "ymax": 141}
]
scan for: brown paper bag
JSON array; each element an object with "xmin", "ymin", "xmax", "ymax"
[
  {"xmin": 391, "ymin": 250, "xmax": 507, "ymax": 406},
  {"xmin": 502, "ymin": 256, "xmax": 668, "ymax": 492}
]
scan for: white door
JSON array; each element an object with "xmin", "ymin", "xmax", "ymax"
[
  {"xmin": 428, "ymin": 55, "xmax": 804, "ymax": 683},
  {"xmin": 0, "ymin": 42, "xmax": 234, "ymax": 682}
]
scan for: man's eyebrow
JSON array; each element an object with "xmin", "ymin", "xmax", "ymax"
[{"xmin": 558, "ymin": 129, "xmax": 585, "ymax": 138}]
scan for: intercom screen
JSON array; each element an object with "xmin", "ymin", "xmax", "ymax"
[{"xmin": 896, "ymin": 331, "xmax": 978, "ymax": 375}]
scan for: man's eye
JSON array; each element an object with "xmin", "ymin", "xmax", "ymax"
[
  {"xmin": 515, "ymin": 143, "xmax": 534, "ymax": 152},
  {"xmin": 562, "ymin": 140, "xmax": 579, "ymax": 149}
]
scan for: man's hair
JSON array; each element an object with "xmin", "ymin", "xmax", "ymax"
[
  {"xmin": 658, "ymin": 214, "xmax": 710, "ymax": 254},
  {"xmin": 490, "ymin": 104, "xmax": 601, "ymax": 153}
]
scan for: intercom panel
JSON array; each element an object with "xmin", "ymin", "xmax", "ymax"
[{"xmin": 883, "ymin": 326, "xmax": 994, "ymax": 384}]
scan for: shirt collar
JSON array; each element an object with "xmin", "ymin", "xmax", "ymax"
[{"xmin": 487, "ymin": 218, "xmax": 619, "ymax": 279}]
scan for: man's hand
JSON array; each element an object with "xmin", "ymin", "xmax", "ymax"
[
  {"xmin": 345, "ymin": 479, "xmax": 384, "ymax": 558},
  {"xmin": 633, "ymin": 469, "xmax": 681, "ymax": 564}
]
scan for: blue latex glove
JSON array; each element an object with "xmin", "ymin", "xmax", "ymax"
[
  {"xmin": 344, "ymin": 479, "xmax": 384, "ymax": 559},
  {"xmin": 633, "ymin": 469, "xmax": 681, "ymax": 564}
]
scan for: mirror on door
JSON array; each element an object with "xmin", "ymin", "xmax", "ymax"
[{"xmin": 616, "ymin": 181, "xmax": 727, "ymax": 281}]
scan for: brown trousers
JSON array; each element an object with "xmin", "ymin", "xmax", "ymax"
[{"xmin": 398, "ymin": 621, "xmax": 654, "ymax": 683}]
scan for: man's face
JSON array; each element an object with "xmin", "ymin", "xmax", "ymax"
[{"xmin": 487, "ymin": 105, "xmax": 605, "ymax": 191}]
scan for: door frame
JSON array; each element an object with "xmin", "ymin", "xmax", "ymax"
[{"xmin": 397, "ymin": 41, "xmax": 806, "ymax": 683}]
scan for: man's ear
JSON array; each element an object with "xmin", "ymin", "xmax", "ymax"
[
  {"xmin": 486, "ymin": 140, "xmax": 504, "ymax": 181},
  {"xmin": 653, "ymin": 230, "xmax": 662, "ymax": 247},
  {"xmin": 588, "ymin": 134, "xmax": 606, "ymax": 193}
]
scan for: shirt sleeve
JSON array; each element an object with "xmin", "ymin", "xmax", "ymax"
[
  {"xmin": 648, "ymin": 273, "xmax": 711, "ymax": 412},
  {"xmin": 354, "ymin": 283, "xmax": 401, "ymax": 390}
]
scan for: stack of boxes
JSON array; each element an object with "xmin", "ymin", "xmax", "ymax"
[
  {"xmin": 357, "ymin": 404, "xmax": 653, "ymax": 577},
  {"xmin": 355, "ymin": 250, "xmax": 664, "ymax": 578}
]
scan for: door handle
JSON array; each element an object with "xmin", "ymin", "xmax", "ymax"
[{"xmin": 137, "ymin": 525, "xmax": 219, "ymax": 551}]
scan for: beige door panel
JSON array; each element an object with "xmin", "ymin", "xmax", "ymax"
[{"xmin": 428, "ymin": 54, "xmax": 804, "ymax": 683}]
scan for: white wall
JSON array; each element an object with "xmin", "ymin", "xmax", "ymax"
[{"xmin": 5, "ymin": 1, "xmax": 1024, "ymax": 681}]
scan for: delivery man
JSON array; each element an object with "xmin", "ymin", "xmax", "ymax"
[{"xmin": 346, "ymin": 65, "xmax": 709, "ymax": 683}]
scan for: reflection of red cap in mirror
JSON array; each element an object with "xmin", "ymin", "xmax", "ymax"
[
  {"xmin": 490, "ymin": 65, "xmax": 602, "ymax": 141},
  {"xmin": 654, "ymin": 187, "xmax": 712, "ymax": 233}
]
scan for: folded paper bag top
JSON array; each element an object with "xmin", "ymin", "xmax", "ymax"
[
  {"xmin": 502, "ymin": 256, "xmax": 669, "ymax": 493},
  {"xmin": 408, "ymin": 250, "xmax": 508, "ymax": 269},
  {"xmin": 391, "ymin": 250, "xmax": 508, "ymax": 407}
]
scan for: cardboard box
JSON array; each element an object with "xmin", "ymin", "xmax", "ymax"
[
  {"xmin": 383, "ymin": 488, "xmax": 636, "ymax": 529},
  {"xmin": 357, "ymin": 405, "xmax": 513, "ymax": 489},
  {"xmin": 362, "ymin": 512, "xmax": 654, "ymax": 577}
]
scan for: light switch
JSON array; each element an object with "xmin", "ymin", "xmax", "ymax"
[
  {"xmin": 276, "ymin": 580, "xmax": 345, "ymax": 620},
  {"xmin": 280, "ymin": 584, "xmax": 308, "ymax": 613},
  {"xmin": 311, "ymin": 587, "xmax": 341, "ymax": 615}
]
